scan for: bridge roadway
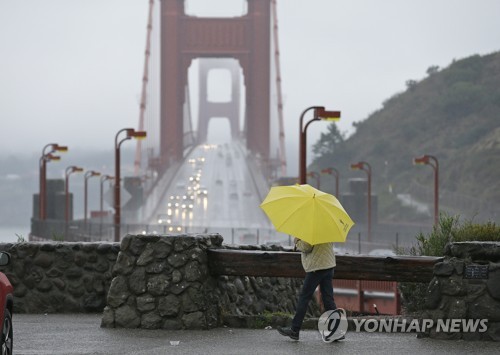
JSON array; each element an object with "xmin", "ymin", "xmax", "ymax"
[
  {"xmin": 147, "ymin": 141, "xmax": 281, "ymax": 244},
  {"xmin": 139, "ymin": 140, "xmax": 417, "ymax": 251},
  {"xmin": 14, "ymin": 313, "xmax": 499, "ymax": 354}
]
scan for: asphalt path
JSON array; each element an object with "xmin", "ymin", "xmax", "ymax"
[{"xmin": 13, "ymin": 314, "xmax": 500, "ymax": 355}]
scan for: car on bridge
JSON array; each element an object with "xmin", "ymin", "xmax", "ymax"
[
  {"xmin": 0, "ymin": 251, "xmax": 13, "ymax": 355},
  {"xmin": 157, "ymin": 214, "xmax": 171, "ymax": 224}
]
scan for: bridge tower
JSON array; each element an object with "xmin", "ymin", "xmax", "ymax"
[
  {"xmin": 160, "ymin": 0, "xmax": 271, "ymax": 167},
  {"xmin": 197, "ymin": 59, "xmax": 241, "ymax": 143}
]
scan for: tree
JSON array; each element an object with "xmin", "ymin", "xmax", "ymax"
[
  {"xmin": 426, "ymin": 65, "xmax": 440, "ymax": 76},
  {"xmin": 405, "ymin": 79, "xmax": 418, "ymax": 90},
  {"xmin": 312, "ymin": 123, "xmax": 345, "ymax": 156}
]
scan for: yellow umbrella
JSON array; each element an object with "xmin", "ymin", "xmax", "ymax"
[{"xmin": 260, "ymin": 184, "xmax": 354, "ymax": 245}]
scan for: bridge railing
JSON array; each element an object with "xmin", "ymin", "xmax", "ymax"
[{"xmin": 30, "ymin": 219, "xmax": 418, "ymax": 255}]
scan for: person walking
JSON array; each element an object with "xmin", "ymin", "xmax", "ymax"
[{"xmin": 277, "ymin": 238, "xmax": 338, "ymax": 341}]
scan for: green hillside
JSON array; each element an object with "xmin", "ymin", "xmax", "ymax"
[{"xmin": 311, "ymin": 51, "xmax": 500, "ymax": 223}]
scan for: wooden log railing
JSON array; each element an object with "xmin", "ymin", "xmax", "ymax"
[{"xmin": 207, "ymin": 249, "xmax": 443, "ymax": 283}]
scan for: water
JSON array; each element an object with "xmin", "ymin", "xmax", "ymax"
[{"xmin": 0, "ymin": 226, "xmax": 30, "ymax": 243}]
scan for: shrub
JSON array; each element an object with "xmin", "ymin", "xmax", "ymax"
[{"xmin": 397, "ymin": 214, "xmax": 500, "ymax": 315}]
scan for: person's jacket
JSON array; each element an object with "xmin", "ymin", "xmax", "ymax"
[{"xmin": 295, "ymin": 239, "xmax": 336, "ymax": 272}]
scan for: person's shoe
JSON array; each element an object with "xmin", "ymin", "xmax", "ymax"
[{"xmin": 277, "ymin": 326, "xmax": 299, "ymax": 340}]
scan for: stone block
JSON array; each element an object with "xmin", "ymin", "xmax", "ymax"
[
  {"xmin": 107, "ymin": 275, "xmax": 129, "ymax": 308},
  {"xmin": 468, "ymin": 294, "xmax": 500, "ymax": 321},
  {"xmin": 115, "ymin": 304, "xmax": 140, "ymax": 328},
  {"xmin": 447, "ymin": 242, "xmax": 500, "ymax": 261},
  {"xmin": 465, "ymin": 281, "xmax": 486, "ymax": 302},
  {"xmin": 486, "ymin": 268, "xmax": 500, "ymax": 300},
  {"xmin": 172, "ymin": 269, "xmax": 182, "ymax": 283},
  {"xmin": 146, "ymin": 274, "xmax": 170, "ymax": 296},
  {"xmin": 152, "ymin": 244, "xmax": 172, "ymax": 260},
  {"xmin": 425, "ymin": 277, "xmax": 441, "ymax": 309},
  {"xmin": 159, "ymin": 294, "xmax": 180, "ymax": 317},
  {"xmin": 129, "ymin": 267, "xmax": 146, "ymax": 295},
  {"xmin": 65, "ymin": 267, "xmax": 83, "ymax": 279},
  {"xmin": 167, "ymin": 253, "xmax": 188, "ymax": 267},
  {"xmin": 83, "ymin": 292, "xmax": 105, "ymax": 312},
  {"xmin": 486, "ymin": 322, "xmax": 500, "ymax": 341},
  {"xmin": 101, "ymin": 306, "xmax": 115, "ymax": 328},
  {"xmin": 447, "ymin": 299, "xmax": 466, "ymax": 319},
  {"xmin": 182, "ymin": 311, "xmax": 206, "ymax": 329},
  {"xmin": 440, "ymin": 275, "xmax": 466, "ymax": 296},
  {"xmin": 162, "ymin": 319, "xmax": 183, "ymax": 330},
  {"xmin": 112, "ymin": 252, "xmax": 135, "ymax": 276},
  {"xmin": 141, "ymin": 311, "xmax": 163, "ymax": 329},
  {"xmin": 95, "ymin": 259, "xmax": 110, "ymax": 273},
  {"xmin": 234, "ymin": 278, "xmax": 245, "ymax": 294},
  {"xmin": 146, "ymin": 261, "xmax": 168, "ymax": 274},
  {"xmin": 174, "ymin": 237, "xmax": 196, "ymax": 252},
  {"xmin": 34, "ymin": 253, "xmax": 54, "ymax": 268},
  {"xmin": 73, "ymin": 252, "xmax": 87, "ymax": 267},
  {"xmin": 434, "ymin": 262, "xmax": 455, "ymax": 276},
  {"xmin": 184, "ymin": 261, "xmax": 202, "ymax": 281},
  {"xmin": 137, "ymin": 295, "xmax": 156, "ymax": 312},
  {"xmin": 170, "ymin": 281, "xmax": 189, "ymax": 295},
  {"xmin": 137, "ymin": 243, "xmax": 155, "ymax": 266}
]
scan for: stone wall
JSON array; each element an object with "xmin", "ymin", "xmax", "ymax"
[
  {"xmin": 101, "ymin": 234, "xmax": 222, "ymax": 329},
  {"xmin": 101, "ymin": 234, "xmax": 314, "ymax": 329},
  {"xmin": 0, "ymin": 242, "xmax": 119, "ymax": 313},
  {"xmin": 423, "ymin": 242, "xmax": 500, "ymax": 341},
  {"xmin": 0, "ymin": 235, "xmax": 314, "ymax": 328}
]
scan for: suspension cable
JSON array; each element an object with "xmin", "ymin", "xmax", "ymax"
[
  {"xmin": 271, "ymin": 0, "xmax": 287, "ymax": 176},
  {"xmin": 134, "ymin": 0, "xmax": 155, "ymax": 174}
]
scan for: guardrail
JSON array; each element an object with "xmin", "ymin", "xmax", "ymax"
[{"xmin": 207, "ymin": 249, "xmax": 442, "ymax": 283}]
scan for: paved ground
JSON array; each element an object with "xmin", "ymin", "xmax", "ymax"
[{"xmin": 13, "ymin": 314, "xmax": 500, "ymax": 355}]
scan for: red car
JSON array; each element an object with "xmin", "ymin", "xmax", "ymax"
[{"xmin": 0, "ymin": 252, "xmax": 13, "ymax": 355}]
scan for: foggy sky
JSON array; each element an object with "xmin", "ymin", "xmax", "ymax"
[{"xmin": 1, "ymin": 0, "xmax": 500, "ymax": 175}]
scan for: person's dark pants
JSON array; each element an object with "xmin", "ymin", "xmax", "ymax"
[{"xmin": 291, "ymin": 267, "xmax": 337, "ymax": 332}]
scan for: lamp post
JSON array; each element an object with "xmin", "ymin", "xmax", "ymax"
[
  {"xmin": 414, "ymin": 155, "xmax": 439, "ymax": 226},
  {"xmin": 114, "ymin": 128, "xmax": 147, "ymax": 242},
  {"xmin": 321, "ymin": 167, "xmax": 339, "ymax": 197},
  {"xmin": 84, "ymin": 170, "xmax": 101, "ymax": 225},
  {"xmin": 351, "ymin": 161, "xmax": 372, "ymax": 242},
  {"xmin": 100, "ymin": 175, "xmax": 114, "ymax": 218},
  {"xmin": 99, "ymin": 175, "xmax": 114, "ymax": 238},
  {"xmin": 39, "ymin": 143, "xmax": 68, "ymax": 220},
  {"xmin": 299, "ymin": 106, "xmax": 340, "ymax": 184},
  {"xmin": 307, "ymin": 171, "xmax": 320, "ymax": 189},
  {"xmin": 65, "ymin": 166, "xmax": 84, "ymax": 223}
]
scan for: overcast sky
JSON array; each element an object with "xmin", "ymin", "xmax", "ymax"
[{"xmin": 1, "ymin": 0, "xmax": 499, "ymax": 175}]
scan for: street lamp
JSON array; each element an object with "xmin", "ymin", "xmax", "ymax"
[
  {"xmin": 100, "ymin": 175, "xmax": 114, "ymax": 217},
  {"xmin": 65, "ymin": 166, "xmax": 84, "ymax": 223},
  {"xmin": 321, "ymin": 167, "xmax": 339, "ymax": 197},
  {"xmin": 299, "ymin": 106, "xmax": 340, "ymax": 184},
  {"xmin": 307, "ymin": 171, "xmax": 320, "ymax": 189},
  {"xmin": 39, "ymin": 143, "xmax": 68, "ymax": 220},
  {"xmin": 99, "ymin": 175, "xmax": 114, "ymax": 237},
  {"xmin": 114, "ymin": 128, "xmax": 147, "ymax": 242},
  {"xmin": 351, "ymin": 161, "xmax": 372, "ymax": 242},
  {"xmin": 414, "ymin": 155, "xmax": 439, "ymax": 226},
  {"xmin": 84, "ymin": 170, "xmax": 101, "ymax": 224}
]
